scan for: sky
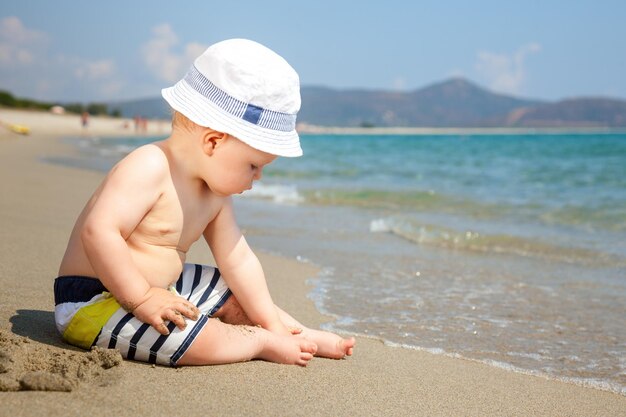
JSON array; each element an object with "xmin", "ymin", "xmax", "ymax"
[{"xmin": 1, "ymin": 1, "xmax": 625, "ymax": 103}]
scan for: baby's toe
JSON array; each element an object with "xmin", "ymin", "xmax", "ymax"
[{"xmin": 302, "ymin": 340, "xmax": 318, "ymax": 354}]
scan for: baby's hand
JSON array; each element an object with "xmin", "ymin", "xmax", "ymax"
[{"xmin": 131, "ymin": 287, "xmax": 200, "ymax": 335}]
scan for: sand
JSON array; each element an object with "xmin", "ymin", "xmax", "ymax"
[
  {"xmin": 0, "ymin": 330, "xmax": 122, "ymax": 392},
  {"xmin": 1, "ymin": 108, "xmax": 625, "ymax": 416}
]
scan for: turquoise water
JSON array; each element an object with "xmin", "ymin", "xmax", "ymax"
[
  {"xmin": 51, "ymin": 132, "xmax": 626, "ymax": 394},
  {"xmin": 267, "ymin": 133, "xmax": 626, "ymax": 264}
]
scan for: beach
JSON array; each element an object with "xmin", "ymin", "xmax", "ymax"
[{"xmin": 1, "ymin": 108, "xmax": 625, "ymax": 416}]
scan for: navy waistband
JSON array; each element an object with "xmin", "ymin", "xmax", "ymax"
[{"xmin": 54, "ymin": 276, "xmax": 109, "ymax": 305}]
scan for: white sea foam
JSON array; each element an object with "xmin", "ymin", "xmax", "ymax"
[
  {"xmin": 370, "ymin": 218, "xmax": 392, "ymax": 232},
  {"xmin": 241, "ymin": 183, "xmax": 303, "ymax": 205},
  {"xmin": 506, "ymin": 351, "xmax": 546, "ymax": 361}
]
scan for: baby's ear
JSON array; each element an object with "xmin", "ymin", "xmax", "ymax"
[{"xmin": 201, "ymin": 130, "xmax": 228, "ymax": 156}]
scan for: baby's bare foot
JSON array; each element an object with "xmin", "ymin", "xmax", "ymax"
[
  {"xmin": 303, "ymin": 329, "xmax": 355, "ymax": 359},
  {"xmin": 323, "ymin": 336, "xmax": 355, "ymax": 359},
  {"xmin": 260, "ymin": 333, "xmax": 317, "ymax": 366},
  {"xmin": 340, "ymin": 337, "xmax": 356, "ymax": 357}
]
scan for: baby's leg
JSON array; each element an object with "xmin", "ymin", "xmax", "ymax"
[
  {"xmin": 177, "ymin": 318, "xmax": 317, "ymax": 366},
  {"xmin": 212, "ymin": 295, "xmax": 355, "ymax": 360},
  {"xmin": 275, "ymin": 306, "xmax": 355, "ymax": 359}
]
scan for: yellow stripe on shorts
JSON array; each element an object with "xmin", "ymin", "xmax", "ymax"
[{"xmin": 62, "ymin": 294, "xmax": 121, "ymax": 349}]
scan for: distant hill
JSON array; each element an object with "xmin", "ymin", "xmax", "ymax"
[
  {"xmin": 108, "ymin": 78, "xmax": 626, "ymax": 128},
  {"xmin": 503, "ymin": 98, "xmax": 626, "ymax": 127},
  {"xmin": 299, "ymin": 79, "xmax": 544, "ymax": 127}
]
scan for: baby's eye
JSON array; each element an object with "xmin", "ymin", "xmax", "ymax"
[{"xmin": 251, "ymin": 164, "xmax": 258, "ymax": 170}]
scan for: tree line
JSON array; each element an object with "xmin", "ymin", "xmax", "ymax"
[{"xmin": 0, "ymin": 90, "xmax": 121, "ymax": 117}]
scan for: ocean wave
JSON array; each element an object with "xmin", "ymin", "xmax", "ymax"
[
  {"xmin": 369, "ymin": 216, "xmax": 624, "ymax": 266},
  {"xmin": 303, "ymin": 188, "xmax": 626, "ymax": 232}
]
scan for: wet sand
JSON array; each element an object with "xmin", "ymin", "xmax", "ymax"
[{"xmin": 1, "ymin": 109, "xmax": 625, "ymax": 416}]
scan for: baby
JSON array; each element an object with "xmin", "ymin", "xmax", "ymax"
[{"xmin": 54, "ymin": 39, "xmax": 355, "ymax": 367}]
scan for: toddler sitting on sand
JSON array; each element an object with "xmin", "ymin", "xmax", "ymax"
[{"xmin": 54, "ymin": 39, "xmax": 355, "ymax": 367}]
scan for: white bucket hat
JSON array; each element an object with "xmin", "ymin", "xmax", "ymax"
[{"xmin": 162, "ymin": 38, "xmax": 302, "ymax": 157}]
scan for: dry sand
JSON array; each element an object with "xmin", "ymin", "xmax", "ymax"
[{"xmin": 1, "ymin": 108, "xmax": 625, "ymax": 416}]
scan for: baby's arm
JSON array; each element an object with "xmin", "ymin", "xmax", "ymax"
[
  {"xmin": 204, "ymin": 198, "xmax": 289, "ymax": 336},
  {"xmin": 80, "ymin": 146, "xmax": 199, "ymax": 334}
]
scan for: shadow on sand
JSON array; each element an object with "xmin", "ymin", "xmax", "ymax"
[{"xmin": 10, "ymin": 309, "xmax": 70, "ymax": 348}]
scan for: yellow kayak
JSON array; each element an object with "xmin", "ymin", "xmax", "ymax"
[{"xmin": 0, "ymin": 120, "xmax": 30, "ymax": 135}]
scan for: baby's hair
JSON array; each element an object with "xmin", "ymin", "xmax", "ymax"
[{"xmin": 171, "ymin": 110, "xmax": 199, "ymax": 133}]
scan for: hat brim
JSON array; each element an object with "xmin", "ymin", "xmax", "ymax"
[{"xmin": 162, "ymin": 80, "xmax": 303, "ymax": 157}]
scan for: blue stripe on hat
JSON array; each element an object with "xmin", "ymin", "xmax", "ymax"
[
  {"xmin": 183, "ymin": 65, "xmax": 296, "ymax": 132},
  {"xmin": 243, "ymin": 103, "xmax": 263, "ymax": 125}
]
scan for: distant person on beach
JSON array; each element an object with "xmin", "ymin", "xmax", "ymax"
[
  {"xmin": 54, "ymin": 39, "xmax": 355, "ymax": 367},
  {"xmin": 80, "ymin": 111, "xmax": 89, "ymax": 130}
]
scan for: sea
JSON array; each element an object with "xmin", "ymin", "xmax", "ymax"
[{"xmin": 48, "ymin": 131, "xmax": 626, "ymax": 395}]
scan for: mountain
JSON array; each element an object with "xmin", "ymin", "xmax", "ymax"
[
  {"xmin": 503, "ymin": 98, "xmax": 626, "ymax": 127},
  {"xmin": 108, "ymin": 78, "xmax": 626, "ymax": 128},
  {"xmin": 299, "ymin": 79, "xmax": 544, "ymax": 127}
]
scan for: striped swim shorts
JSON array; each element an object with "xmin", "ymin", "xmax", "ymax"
[{"xmin": 54, "ymin": 264, "xmax": 231, "ymax": 366}]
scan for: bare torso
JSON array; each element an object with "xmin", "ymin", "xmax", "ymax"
[{"xmin": 58, "ymin": 142, "xmax": 224, "ymax": 288}]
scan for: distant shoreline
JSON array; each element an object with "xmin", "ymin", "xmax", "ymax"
[
  {"xmin": 3, "ymin": 108, "xmax": 625, "ymax": 139},
  {"xmin": 296, "ymin": 124, "xmax": 626, "ymax": 135}
]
